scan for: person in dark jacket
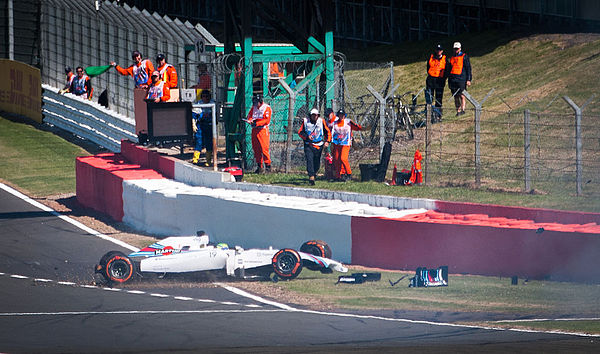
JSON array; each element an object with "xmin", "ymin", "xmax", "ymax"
[
  {"xmin": 426, "ymin": 44, "xmax": 449, "ymax": 121},
  {"xmin": 447, "ymin": 42, "xmax": 472, "ymax": 116},
  {"xmin": 298, "ymin": 108, "xmax": 331, "ymax": 185},
  {"xmin": 70, "ymin": 66, "xmax": 93, "ymax": 100}
]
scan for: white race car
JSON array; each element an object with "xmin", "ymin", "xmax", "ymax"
[{"xmin": 95, "ymin": 234, "xmax": 347, "ymax": 284}]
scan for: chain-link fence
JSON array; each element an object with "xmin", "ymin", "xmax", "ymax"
[
  {"xmin": 245, "ymin": 58, "xmax": 395, "ymax": 173},
  {"xmin": 386, "ymin": 94, "xmax": 600, "ymax": 197}
]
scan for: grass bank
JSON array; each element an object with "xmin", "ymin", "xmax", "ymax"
[
  {"xmin": 233, "ymin": 266, "xmax": 600, "ymax": 335},
  {"xmin": 0, "ymin": 116, "xmax": 97, "ymax": 196}
]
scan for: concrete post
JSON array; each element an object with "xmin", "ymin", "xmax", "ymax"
[
  {"xmin": 523, "ymin": 109, "xmax": 531, "ymax": 193},
  {"xmin": 463, "ymin": 89, "xmax": 494, "ymax": 187},
  {"xmin": 8, "ymin": 0, "xmax": 14, "ymax": 60},
  {"xmin": 562, "ymin": 95, "xmax": 594, "ymax": 196},
  {"xmin": 367, "ymin": 83, "xmax": 400, "ymax": 155},
  {"xmin": 425, "ymin": 103, "xmax": 432, "ymax": 185}
]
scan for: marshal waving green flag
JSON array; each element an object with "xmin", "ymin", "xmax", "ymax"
[{"xmin": 85, "ymin": 65, "xmax": 112, "ymax": 78}]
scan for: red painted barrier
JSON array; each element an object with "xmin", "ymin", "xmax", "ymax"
[
  {"xmin": 76, "ymin": 153, "xmax": 165, "ymax": 221},
  {"xmin": 351, "ymin": 216, "xmax": 600, "ymax": 282},
  {"xmin": 120, "ymin": 140, "xmax": 175, "ymax": 179},
  {"xmin": 436, "ymin": 200, "xmax": 600, "ymax": 225}
]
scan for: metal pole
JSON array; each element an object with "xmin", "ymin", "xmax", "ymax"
[
  {"xmin": 523, "ymin": 109, "xmax": 531, "ymax": 193},
  {"xmin": 279, "ymin": 78, "xmax": 296, "ymax": 173},
  {"xmin": 463, "ymin": 89, "xmax": 494, "ymax": 187},
  {"xmin": 562, "ymin": 96, "xmax": 583, "ymax": 196},
  {"xmin": 367, "ymin": 83, "xmax": 400, "ymax": 155},
  {"xmin": 8, "ymin": 0, "xmax": 14, "ymax": 60},
  {"xmin": 212, "ymin": 103, "xmax": 218, "ymax": 171},
  {"xmin": 425, "ymin": 103, "xmax": 431, "ymax": 185}
]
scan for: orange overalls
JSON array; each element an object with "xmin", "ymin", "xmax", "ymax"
[
  {"xmin": 269, "ymin": 62, "xmax": 284, "ymax": 78},
  {"xmin": 115, "ymin": 59, "xmax": 154, "ymax": 88},
  {"xmin": 157, "ymin": 63, "xmax": 178, "ymax": 88},
  {"xmin": 247, "ymin": 103, "xmax": 272, "ymax": 168},
  {"xmin": 331, "ymin": 117, "xmax": 362, "ymax": 179},
  {"xmin": 407, "ymin": 149, "xmax": 423, "ymax": 185}
]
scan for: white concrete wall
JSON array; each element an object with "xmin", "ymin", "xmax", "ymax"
[
  {"xmin": 122, "ymin": 178, "xmax": 426, "ymax": 263},
  {"xmin": 174, "ymin": 161, "xmax": 235, "ymax": 187}
]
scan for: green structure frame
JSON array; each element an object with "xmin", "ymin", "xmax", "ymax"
[{"xmin": 221, "ymin": 0, "xmax": 335, "ymax": 169}]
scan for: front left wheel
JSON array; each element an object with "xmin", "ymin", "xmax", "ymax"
[
  {"xmin": 272, "ymin": 249, "xmax": 303, "ymax": 280},
  {"xmin": 98, "ymin": 251, "xmax": 136, "ymax": 284}
]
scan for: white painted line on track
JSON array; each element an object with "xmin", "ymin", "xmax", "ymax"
[
  {"xmin": 150, "ymin": 293, "xmax": 170, "ymax": 298},
  {"xmin": 34, "ymin": 278, "xmax": 52, "ymax": 282},
  {"xmin": 0, "ymin": 309, "xmax": 285, "ymax": 317},
  {"xmin": 10, "ymin": 275, "xmax": 28, "ymax": 279},
  {"xmin": 79, "ymin": 285, "xmax": 97, "ymax": 289},
  {"xmin": 174, "ymin": 296, "xmax": 194, "ymax": 301},
  {"xmin": 102, "ymin": 287, "xmax": 122, "ymax": 292},
  {"xmin": 217, "ymin": 283, "xmax": 296, "ymax": 311},
  {"xmin": 0, "ymin": 183, "xmax": 138, "ymax": 252},
  {"xmin": 126, "ymin": 290, "xmax": 146, "ymax": 294},
  {"xmin": 57, "ymin": 281, "xmax": 76, "ymax": 285}
]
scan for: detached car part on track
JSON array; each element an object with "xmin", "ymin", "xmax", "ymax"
[{"xmin": 95, "ymin": 236, "xmax": 347, "ymax": 284}]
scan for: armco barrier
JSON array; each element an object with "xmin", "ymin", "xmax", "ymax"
[
  {"xmin": 351, "ymin": 216, "xmax": 600, "ymax": 282},
  {"xmin": 42, "ymin": 85, "xmax": 137, "ymax": 152}
]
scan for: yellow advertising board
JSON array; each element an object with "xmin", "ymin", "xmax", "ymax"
[{"xmin": 0, "ymin": 59, "xmax": 42, "ymax": 123}]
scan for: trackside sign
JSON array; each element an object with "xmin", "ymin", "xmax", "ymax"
[{"xmin": 0, "ymin": 59, "xmax": 41, "ymax": 122}]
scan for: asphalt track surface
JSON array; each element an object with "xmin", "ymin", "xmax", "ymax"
[{"xmin": 0, "ymin": 185, "xmax": 598, "ymax": 353}]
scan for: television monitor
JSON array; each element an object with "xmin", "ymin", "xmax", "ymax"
[{"xmin": 146, "ymin": 101, "xmax": 193, "ymax": 144}]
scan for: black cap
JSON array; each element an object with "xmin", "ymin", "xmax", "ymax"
[
  {"xmin": 156, "ymin": 53, "xmax": 165, "ymax": 61},
  {"xmin": 65, "ymin": 66, "xmax": 72, "ymax": 74},
  {"xmin": 337, "ymin": 109, "xmax": 346, "ymax": 116},
  {"xmin": 435, "ymin": 44, "xmax": 443, "ymax": 51}
]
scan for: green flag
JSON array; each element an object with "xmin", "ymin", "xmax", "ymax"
[{"xmin": 85, "ymin": 65, "xmax": 112, "ymax": 78}]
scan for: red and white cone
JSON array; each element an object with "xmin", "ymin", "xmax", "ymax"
[{"xmin": 391, "ymin": 163, "xmax": 397, "ymax": 185}]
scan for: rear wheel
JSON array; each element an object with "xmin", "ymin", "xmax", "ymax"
[
  {"xmin": 99, "ymin": 251, "xmax": 135, "ymax": 284},
  {"xmin": 300, "ymin": 240, "xmax": 332, "ymax": 257},
  {"xmin": 272, "ymin": 249, "xmax": 303, "ymax": 279},
  {"xmin": 300, "ymin": 240, "xmax": 333, "ymax": 271}
]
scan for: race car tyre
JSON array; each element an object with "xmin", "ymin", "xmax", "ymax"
[
  {"xmin": 272, "ymin": 248, "xmax": 303, "ymax": 279},
  {"xmin": 99, "ymin": 251, "xmax": 136, "ymax": 284},
  {"xmin": 300, "ymin": 240, "xmax": 332, "ymax": 270},
  {"xmin": 300, "ymin": 240, "xmax": 332, "ymax": 259}
]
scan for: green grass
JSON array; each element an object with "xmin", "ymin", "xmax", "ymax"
[
  {"xmin": 256, "ymin": 267, "xmax": 600, "ymax": 334},
  {"xmin": 485, "ymin": 320, "xmax": 600, "ymax": 335},
  {"xmin": 0, "ymin": 116, "xmax": 94, "ymax": 196}
]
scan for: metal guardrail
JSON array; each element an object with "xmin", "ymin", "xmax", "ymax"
[{"xmin": 42, "ymin": 85, "xmax": 137, "ymax": 152}]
